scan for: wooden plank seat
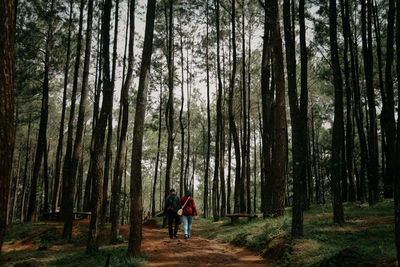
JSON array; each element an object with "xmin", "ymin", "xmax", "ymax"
[
  {"xmin": 225, "ymin": 213, "xmax": 258, "ymax": 223},
  {"xmin": 73, "ymin": 211, "xmax": 92, "ymax": 220},
  {"xmin": 42, "ymin": 211, "xmax": 92, "ymax": 221}
]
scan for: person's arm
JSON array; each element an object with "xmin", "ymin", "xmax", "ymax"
[{"xmin": 192, "ymin": 198, "xmax": 198, "ymax": 216}]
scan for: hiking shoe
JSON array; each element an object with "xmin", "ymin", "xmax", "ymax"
[
  {"xmin": 184, "ymin": 234, "xmax": 188, "ymax": 239},
  {"xmin": 174, "ymin": 234, "xmax": 178, "ymax": 238}
]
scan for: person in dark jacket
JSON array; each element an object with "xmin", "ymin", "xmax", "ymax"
[
  {"xmin": 164, "ymin": 188, "xmax": 180, "ymax": 238},
  {"xmin": 179, "ymin": 190, "xmax": 198, "ymax": 239}
]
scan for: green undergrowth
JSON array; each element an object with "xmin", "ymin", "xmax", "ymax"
[
  {"xmin": 193, "ymin": 199, "xmax": 396, "ymax": 266},
  {"xmin": 50, "ymin": 247, "xmax": 147, "ymax": 267}
]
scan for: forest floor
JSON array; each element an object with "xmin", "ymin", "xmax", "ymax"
[
  {"xmin": 0, "ymin": 217, "xmax": 266, "ymax": 266},
  {"xmin": 0, "ymin": 199, "xmax": 398, "ymax": 266}
]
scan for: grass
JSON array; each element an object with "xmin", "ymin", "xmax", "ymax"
[
  {"xmin": 2, "ymin": 200, "xmax": 396, "ymax": 266},
  {"xmin": 193, "ymin": 199, "xmax": 397, "ymax": 266},
  {"xmin": 50, "ymin": 247, "xmax": 147, "ymax": 267}
]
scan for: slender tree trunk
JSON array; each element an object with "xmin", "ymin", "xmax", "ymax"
[
  {"xmin": 269, "ymin": 0, "xmax": 287, "ymax": 217},
  {"xmin": 382, "ymin": 0, "xmax": 396, "ymax": 202},
  {"xmin": 27, "ymin": 0, "xmax": 55, "ymax": 222},
  {"xmin": 283, "ymin": 0, "xmax": 307, "ymax": 236},
  {"xmin": 350, "ymin": 2, "xmax": 367, "ymax": 203},
  {"xmin": 329, "ymin": 0, "xmax": 345, "ymax": 224},
  {"xmin": 260, "ymin": 1, "xmax": 273, "ymax": 217},
  {"xmin": 164, "ymin": 0, "xmax": 174, "ymax": 206},
  {"xmin": 60, "ymin": 0, "xmax": 84, "ymax": 228},
  {"xmin": 0, "ymin": 0, "xmax": 16, "ymax": 253},
  {"xmin": 43, "ymin": 142, "xmax": 50, "ymax": 213},
  {"xmin": 10, "ymin": 147, "xmax": 21, "ymax": 223},
  {"xmin": 86, "ymin": 0, "xmax": 112, "ymax": 253},
  {"xmin": 126, "ymin": 0, "xmax": 156, "ymax": 259},
  {"xmin": 230, "ymin": 0, "xmax": 241, "ymax": 217},
  {"xmin": 394, "ymin": 0, "xmax": 400, "ymax": 260},
  {"xmin": 340, "ymin": 0, "xmax": 356, "ymax": 202},
  {"xmin": 53, "ymin": 1, "xmax": 73, "ymax": 213},
  {"xmin": 184, "ymin": 48, "xmax": 191, "ymax": 193},
  {"xmin": 179, "ymin": 17, "xmax": 185, "ymax": 198},
  {"xmin": 213, "ymin": 0, "xmax": 223, "ymax": 222},
  {"xmin": 361, "ymin": 0, "xmax": 379, "ymax": 205},
  {"xmin": 152, "ymin": 73, "xmax": 162, "ymax": 217},
  {"xmin": 110, "ymin": 0, "xmax": 135, "ymax": 242},
  {"xmin": 63, "ymin": 0, "xmax": 94, "ymax": 239},
  {"xmin": 20, "ymin": 115, "xmax": 31, "ymax": 222},
  {"xmin": 203, "ymin": 0, "xmax": 210, "ymax": 218}
]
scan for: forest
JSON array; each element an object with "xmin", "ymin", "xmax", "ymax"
[{"xmin": 0, "ymin": 0, "xmax": 399, "ymax": 266}]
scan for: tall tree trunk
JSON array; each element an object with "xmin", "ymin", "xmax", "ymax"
[
  {"xmin": 350, "ymin": 1, "xmax": 367, "ymax": 203},
  {"xmin": 86, "ymin": 0, "xmax": 112, "ymax": 253},
  {"xmin": 43, "ymin": 142, "xmax": 50, "ymax": 213},
  {"xmin": 52, "ymin": 1, "xmax": 73, "ymax": 213},
  {"xmin": 0, "ymin": 0, "xmax": 16, "ymax": 253},
  {"xmin": 230, "ymin": 0, "xmax": 241, "ymax": 216},
  {"xmin": 382, "ymin": 0, "xmax": 396, "ymax": 201},
  {"xmin": 179, "ymin": 17, "xmax": 185, "ymax": 198},
  {"xmin": 10, "ymin": 146, "xmax": 21, "ymax": 223},
  {"xmin": 213, "ymin": 0, "xmax": 223, "ymax": 222},
  {"xmin": 110, "ymin": 0, "xmax": 135, "ymax": 243},
  {"xmin": 63, "ymin": 0, "xmax": 94, "ymax": 239},
  {"xmin": 184, "ymin": 48, "xmax": 191, "ymax": 193},
  {"xmin": 283, "ymin": 0, "xmax": 307, "ymax": 236},
  {"xmin": 152, "ymin": 73, "xmax": 162, "ymax": 217},
  {"xmin": 329, "ymin": 0, "xmax": 345, "ymax": 224},
  {"xmin": 203, "ymin": 0, "xmax": 210, "ymax": 218},
  {"xmin": 27, "ymin": 0, "xmax": 55, "ymax": 222},
  {"xmin": 269, "ymin": 0, "xmax": 287, "ymax": 217},
  {"xmin": 361, "ymin": 0, "xmax": 379, "ymax": 205},
  {"xmin": 259, "ymin": 1, "xmax": 273, "ymax": 217},
  {"xmin": 60, "ymin": 0, "xmax": 85, "ymax": 228},
  {"xmin": 372, "ymin": 0, "xmax": 388, "ymax": 199},
  {"xmin": 311, "ymin": 106, "xmax": 320, "ymax": 204},
  {"xmin": 20, "ymin": 115, "xmax": 31, "ymax": 222},
  {"xmin": 164, "ymin": 0, "xmax": 174, "ymax": 206},
  {"xmin": 126, "ymin": 0, "xmax": 156, "ymax": 259},
  {"xmin": 339, "ymin": 0, "xmax": 356, "ymax": 202},
  {"xmin": 395, "ymin": 0, "xmax": 400, "ymax": 260}
]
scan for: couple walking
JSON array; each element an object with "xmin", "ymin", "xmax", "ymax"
[{"xmin": 164, "ymin": 188, "xmax": 198, "ymax": 239}]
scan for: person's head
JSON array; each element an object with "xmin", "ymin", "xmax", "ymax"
[
  {"xmin": 185, "ymin": 190, "xmax": 191, "ymax": 197},
  {"xmin": 169, "ymin": 188, "xmax": 176, "ymax": 195}
]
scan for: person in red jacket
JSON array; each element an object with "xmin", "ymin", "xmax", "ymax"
[{"xmin": 179, "ymin": 190, "xmax": 198, "ymax": 239}]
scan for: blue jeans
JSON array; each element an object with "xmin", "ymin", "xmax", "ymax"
[{"xmin": 182, "ymin": 215, "xmax": 193, "ymax": 236}]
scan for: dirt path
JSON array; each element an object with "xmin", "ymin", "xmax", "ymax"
[{"xmin": 141, "ymin": 223, "xmax": 267, "ymax": 266}]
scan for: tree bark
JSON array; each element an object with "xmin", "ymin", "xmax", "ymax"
[
  {"xmin": 164, "ymin": 0, "xmax": 174, "ymax": 206},
  {"xmin": 86, "ymin": 0, "xmax": 112, "ymax": 253},
  {"xmin": 230, "ymin": 0, "xmax": 241, "ymax": 217},
  {"xmin": 27, "ymin": 0, "xmax": 55, "ymax": 222},
  {"xmin": 152, "ymin": 73, "xmax": 162, "ymax": 218},
  {"xmin": 63, "ymin": 0, "xmax": 94, "ymax": 239},
  {"xmin": 203, "ymin": 0, "xmax": 210, "ymax": 218},
  {"xmin": 60, "ymin": 0, "xmax": 84, "ymax": 229},
  {"xmin": 126, "ymin": 0, "xmax": 156, "ymax": 259},
  {"xmin": 269, "ymin": 0, "xmax": 287, "ymax": 217},
  {"xmin": 361, "ymin": 0, "xmax": 379, "ymax": 205},
  {"xmin": 52, "ymin": 1, "xmax": 73, "ymax": 213},
  {"xmin": 110, "ymin": 0, "xmax": 135, "ymax": 243},
  {"xmin": 329, "ymin": 0, "xmax": 345, "ymax": 224},
  {"xmin": 0, "ymin": 0, "xmax": 16, "ymax": 253}
]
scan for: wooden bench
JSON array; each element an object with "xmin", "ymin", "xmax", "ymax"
[
  {"xmin": 42, "ymin": 211, "xmax": 92, "ymax": 221},
  {"xmin": 226, "ymin": 213, "xmax": 258, "ymax": 223},
  {"xmin": 73, "ymin": 211, "xmax": 92, "ymax": 220}
]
